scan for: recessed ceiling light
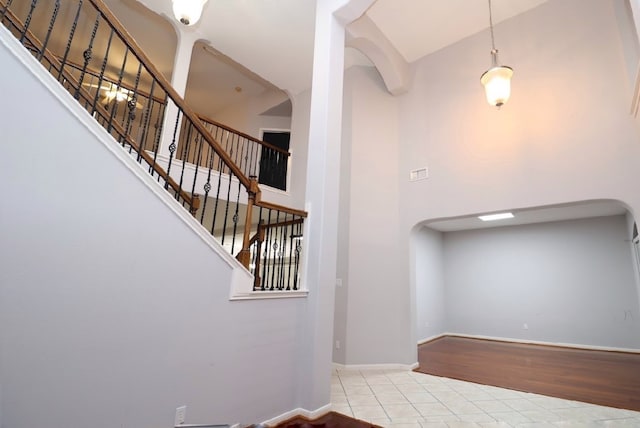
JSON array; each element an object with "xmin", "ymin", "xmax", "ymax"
[{"xmin": 478, "ymin": 212, "xmax": 514, "ymax": 221}]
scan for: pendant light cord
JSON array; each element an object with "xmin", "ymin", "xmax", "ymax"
[{"xmin": 488, "ymin": 0, "xmax": 496, "ymax": 51}]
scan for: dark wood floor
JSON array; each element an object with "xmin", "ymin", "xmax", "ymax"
[
  {"xmin": 415, "ymin": 336, "xmax": 640, "ymax": 411},
  {"xmin": 272, "ymin": 411, "xmax": 381, "ymax": 428}
]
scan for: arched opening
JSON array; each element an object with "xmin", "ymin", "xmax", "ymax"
[{"xmin": 412, "ymin": 199, "xmax": 640, "ymax": 349}]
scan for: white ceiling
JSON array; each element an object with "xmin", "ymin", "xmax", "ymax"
[
  {"xmin": 134, "ymin": 0, "xmax": 552, "ymax": 95},
  {"xmin": 366, "ymin": 0, "xmax": 551, "ymax": 63}
]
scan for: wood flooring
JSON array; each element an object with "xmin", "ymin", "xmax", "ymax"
[
  {"xmin": 271, "ymin": 411, "xmax": 381, "ymax": 428},
  {"xmin": 415, "ymin": 336, "xmax": 640, "ymax": 411}
]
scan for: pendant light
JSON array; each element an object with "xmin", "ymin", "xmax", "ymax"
[
  {"xmin": 172, "ymin": 0, "xmax": 208, "ymax": 26},
  {"xmin": 480, "ymin": 0, "xmax": 513, "ymax": 107}
]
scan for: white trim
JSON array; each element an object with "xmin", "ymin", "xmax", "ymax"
[
  {"xmin": 229, "ymin": 290, "xmax": 309, "ymax": 301},
  {"xmin": 417, "ymin": 333, "xmax": 447, "ymax": 346},
  {"xmin": 444, "ymin": 332, "xmax": 640, "ymax": 354},
  {"xmin": 260, "ymin": 404, "xmax": 332, "ymax": 427},
  {"xmin": 332, "ymin": 362, "xmax": 419, "ymax": 371},
  {"xmin": 631, "ymin": 59, "xmax": 640, "ymax": 117}
]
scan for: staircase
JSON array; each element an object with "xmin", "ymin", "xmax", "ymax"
[{"xmin": 0, "ymin": 0, "xmax": 306, "ymax": 292}]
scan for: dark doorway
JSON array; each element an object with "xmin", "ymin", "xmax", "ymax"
[{"xmin": 258, "ymin": 131, "xmax": 290, "ymax": 191}]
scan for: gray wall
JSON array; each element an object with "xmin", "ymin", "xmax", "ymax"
[
  {"xmin": 441, "ymin": 216, "xmax": 640, "ymax": 349},
  {"xmin": 0, "ymin": 31, "xmax": 306, "ymax": 428},
  {"xmin": 334, "ymin": 66, "xmax": 412, "ymax": 365},
  {"xmin": 413, "ymin": 227, "xmax": 446, "ymax": 343}
]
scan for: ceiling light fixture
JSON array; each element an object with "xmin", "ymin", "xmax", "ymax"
[
  {"xmin": 478, "ymin": 212, "xmax": 514, "ymax": 222},
  {"xmin": 480, "ymin": 0, "xmax": 513, "ymax": 108},
  {"xmin": 172, "ymin": 0, "xmax": 208, "ymax": 26}
]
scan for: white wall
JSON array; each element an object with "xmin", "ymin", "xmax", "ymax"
[
  {"xmin": 288, "ymin": 89, "xmax": 311, "ymax": 209},
  {"xmin": 0, "ymin": 30, "xmax": 309, "ymax": 428},
  {"xmin": 333, "ymin": 75, "xmax": 353, "ymax": 364},
  {"xmin": 413, "ymin": 227, "xmax": 447, "ymax": 343},
  {"xmin": 399, "ymin": 0, "xmax": 640, "ymax": 227},
  {"xmin": 336, "ymin": 66, "xmax": 412, "ymax": 365},
  {"xmin": 442, "ymin": 216, "xmax": 640, "ymax": 349}
]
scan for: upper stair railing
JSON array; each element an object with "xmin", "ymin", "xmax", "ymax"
[
  {"xmin": 176, "ymin": 114, "xmax": 291, "ymax": 188},
  {"xmin": 0, "ymin": 0, "xmax": 306, "ymax": 291}
]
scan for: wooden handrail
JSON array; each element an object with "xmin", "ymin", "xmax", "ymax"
[
  {"xmin": 254, "ymin": 200, "xmax": 308, "ymax": 218},
  {"xmin": 198, "ymin": 114, "xmax": 290, "ymax": 157},
  {"xmin": 1, "ymin": 6, "xmax": 197, "ymax": 209},
  {"xmin": 87, "ymin": 0, "xmax": 252, "ymax": 190},
  {"xmin": 258, "ymin": 217, "xmax": 304, "ymax": 231}
]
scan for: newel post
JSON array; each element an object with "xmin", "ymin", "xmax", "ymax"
[{"xmin": 237, "ymin": 176, "xmax": 260, "ymax": 269}]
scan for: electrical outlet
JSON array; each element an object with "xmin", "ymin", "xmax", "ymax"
[
  {"xmin": 175, "ymin": 406, "xmax": 186, "ymax": 426},
  {"xmin": 523, "ymin": 323, "xmax": 529, "ymax": 330},
  {"xmin": 335, "ymin": 340, "xmax": 341, "ymax": 349}
]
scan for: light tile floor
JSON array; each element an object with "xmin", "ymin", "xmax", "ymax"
[{"xmin": 330, "ymin": 368, "xmax": 640, "ymax": 427}]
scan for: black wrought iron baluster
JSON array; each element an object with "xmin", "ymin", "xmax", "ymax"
[
  {"xmin": 122, "ymin": 62, "xmax": 143, "ymax": 155},
  {"xmin": 278, "ymin": 213, "xmax": 288, "ymax": 290},
  {"xmin": 272, "ymin": 211, "xmax": 282, "ymax": 289},
  {"xmin": 19, "ymin": 0, "xmax": 38, "ymax": 44},
  {"xmin": 224, "ymin": 130, "xmax": 232, "ymax": 165},
  {"xmin": 57, "ymin": 0, "xmax": 82, "ymax": 80},
  {"xmin": 200, "ymin": 150, "xmax": 215, "ymax": 225},
  {"xmin": 165, "ymin": 107, "xmax": 181, "ymax": 194},
  {"xmin": 138, "ymin": 79, "xmax": 157, "ymax": 156},
  {"xmin": 262, "ymin": 209, "xmax": 272, "ymax": 291},
  {"xmin": 241, "ymin": 137, "xmax": 250, "ymax": 178},
  {"xmin": 236, "ymin": 136, "xmax": 244, "ymax": 175},
  {"xmin": 251, "ymin": 241, "xmax": 259, "ymax": 279},
  {"xmin": 286, "ymin": 216, "xmax": 295, "ymax": 291},
  {"xmin": 188, "ymin": 132, "xmax": 205, "ymax": 216},
  {"xmin": 232, "ymin": 134, "xmax": 241, "ymax": 171},
  {"xmin": 91, "ymin": 28, "xmax": 114, "ymax": 115},
  {"xmin": 249, "ymin": 140, "xmax": 258, "ymax": 178},
  {"xmin": 106, "ymin": 46, "xmax": 128, "ymax": 133},
  {"xmin": 74, "ymin": 12, "xmax": 100, "ymax": 100},
  {"xmin": 210, "ymin": 150, "xmax": 225, "ymax": 238},
  {"xmin": 257, "ymin": 206, "xmax": 264, "ymax": 290},
  {"xmin": 293, "ymin": 221, "xmax": 302, "ymax": 290},
  {"xmin": 38, "ymin": 0, "xmax": 59, "ymax": 60},
  {"xmin": 213, "ymin": 126, "xmax": 224, "ymax": 172},
  {"xmin": 150, "ymin": 94, "xmax": 166, "ymax": 176},
  {"xmin": 220, "ymin": 165, "xmax": 233, "ymax": 246},
  {"xmin": 0, "ymin": 0, "xmax": 14, "ymax": 21},
  {"xmin": 177, "ymin": 120, "xmax": 194, "ymax": 203}
]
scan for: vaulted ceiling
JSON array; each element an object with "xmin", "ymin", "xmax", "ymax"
[{"xmin": 131, "ymin": 0, "xmax": 551, "ymax": 97}]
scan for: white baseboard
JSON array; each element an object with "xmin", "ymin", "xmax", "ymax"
[
  {"xmin": 417, "ymin": 333, "xmax": 446, "ymax": 345},
  {"xmin": 445, "ymin": 332, "xmax": 640, "ymax": 354},
  {"xmin": 332, "ymin": 362, "xmax": 419, "ymax": 371},
  {"xmin": 261, "ymin": 403, "xmax": 332, "ymax": 427}
]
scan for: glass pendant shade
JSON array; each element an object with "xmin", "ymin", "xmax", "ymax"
[
  {"xmin": 480, "ymin": 65, "xmax": 513, "ymax": 107},
  {"xmin": 172, "ymin": 0, "xmax": 208, "ymax": 26}
]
